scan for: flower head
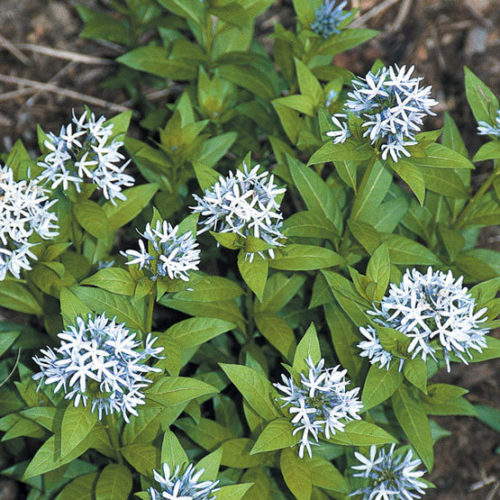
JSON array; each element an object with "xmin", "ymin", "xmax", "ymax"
[
  {"xmin": 0, "ymin": 165, "xmax": 58, "ymax": 280},
  {"xmin": 37, "ymin": 110, "xmax": 134, "ymax": 203},
  {"xmin": 33, "ymin": 314, "xmax": 163, "ymax": 422},
  {"xmin": 149, "ymin": 463, "xmax": 219, "ymax": 500},
  {"xmin": 310, "ymin": 1, "xmax": 350, "ymax": 38},
  {"xmin": 477, "ymin": 109, "xmax": 500, "ymax": 137},
  {"xmin": 350, "ymin": 444, "xmax": 428, "ymax": 499},
  {"xmin": 358, "ymin": 267, "xmax": 489, "ymax": 372},
  {"xmin": 122, "ymin": 220, "xmax": 200, "ymax": 282},
  {"xmin": 327, "ymin": 65, "xmax": 438, "ymax": 162},
  {"xmin": 191, "ymin": 162, "xmax": 286, "ymax": 260},
  {"xmin": 274, "ymin": 356, "xmax": 362, "ymax": 458}
]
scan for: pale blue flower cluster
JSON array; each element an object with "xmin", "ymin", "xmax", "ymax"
[
  {"xmin": 351, "ymin": 444, "xmax": 428, "ymax": 499},
  {"xmin": 0, "ymin": 165, "xmax": 58, "ymax": 280},
  {"xmin": 477, "ymin": 109, "xmax": 500, "ymax": 137},
  {"xmin": 358, "ymin": 267, "xmax": 489, "ymax": 372},
  {"xmin": 149, "ymin": 463, "xmax": 219, "ymax": 500},
  {"xmin": 122, "ymin": 220, "xmax": 200, "ymax": 282},
  {"xmin": 274, "ymin": 356, "xmax": 362, "ymax": 458},
  {"xmin": 310, "ymin": 0, "xmax": 349, "ymax": 38},
  {"xmin": 191, "ymin": 163, "xmax": 286, "ymax": 261},
  {"xmin": 38, "ymin": 110, "xmax": 134, "ymax": 203},
  {"xmin": 327, "ymin": 65, "xmax": 438, "ymax": 162},
  {"xmin": 32, "ymin": 314, "xmax": 163, "ymax": 422}
]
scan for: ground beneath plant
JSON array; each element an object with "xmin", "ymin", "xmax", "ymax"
[{"xmin": 0, "ymin": 1, "xmax": 499, "ymax": 499}]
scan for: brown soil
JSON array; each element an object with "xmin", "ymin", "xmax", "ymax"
[{"xmin": 0, "ymin": 1, "xmax": 499, "ymax": 499}]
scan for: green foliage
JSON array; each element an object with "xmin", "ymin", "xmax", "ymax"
[{"xmin": 0, "ymin": 1, "xmax": 498, "ymax": 499}]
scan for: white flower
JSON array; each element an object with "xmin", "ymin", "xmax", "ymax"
[
  {"xmin": 32, "ymin": 314, "xmax": 163, "ymax": 423},
  {"xmin": 358, "ymin": 267, "xmax": 490, "ymax": 372},
  {"xmin": 191, "ymin": 162, "xmax": 286, "ymax": 260},
  {"xmin": 37, "ymin": 109, "xmax": 134, "ymax": 204},
  {"xmin": 327, "ymin": 65, "xmax": 438, "ymax": 162},
  {"xmin": 122, "ymin": 220, "xmax": 200, "ymax": 282},
  {"xmin": 477, "ymin": 109, "xmax": 500, "ymax": 137},
  {"xmin": 351, "ymin": 444, "xmax": 428, "ymax": 499},
  {"xmin": 310, "ymin": 0, "xmax": 349, "ymax": 38},
  {"xmin": 274, "ymin": 356, "xmax": 362, "ymax": 458},
  {"xmin": 149, "ymin": 463, "xmax": 220, "ymax": 500},
  {"xmin": 0, "ymin": 165, "xmax": 59, "ymax": 280}
]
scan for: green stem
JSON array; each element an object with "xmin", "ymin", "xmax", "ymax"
[
  {"xmin": 106, "ymin": 414, "xmax": 123, "ymax": 464},
  {"xmin": 454, "ymin": 168, "xmax": 500, "ymax": 228},
  {"xmin": 146, "ymin": 281, "xmax": 157, "ymax": 333},
  {"xmin": 246, "ymin": 285, "xmax": 254, "ymax": 340}
]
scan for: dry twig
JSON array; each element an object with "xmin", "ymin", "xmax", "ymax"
[
  {"xmin": 15, "ymin": 43, "xmax": 112, "ymax": 65},
  {"xmin": 0, "ymin": 74, "xmax": 131, "ymax": 113},
  {"xmin": 0, "ymin": 33, "xmax": 29, "ymax": 64},
  {"xmin": 350, "ymin": 0, "xmax": 399, "ymax": 28}
]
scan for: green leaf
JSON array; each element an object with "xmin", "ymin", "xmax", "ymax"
[
  {"xmin": 219, "ymin": 64, "xmax": 275, "ymax": 99},
  {"xmin": 442, "ymin": 112, "xmax": 468, "ymax": 157},
  {"xmin": 24, "ymin": 434, "xmax": 94, "ymax": 479},
  {"xmin": 147, "ymin": 377, "xmax": 219, "ymax": 406},
  {"xmin": 328, "ymin": 420, "xmax": 397, "ymax": 446},
  {"xmin": 409, "ymin": 143, "xmax": 474, "ymax": 169},
  {"xmin": 238, "ymin": 251, "xmax": 268, "ymax": 302},
  {"xmin": 0, "ymin": 331, "xmax": 20, "ymax": 357},
  {"xmin": 95, "ymin": 464, "xmax": 133, "ymax": 500},
  {"xmin": 255, "ymin": 313, "xmax": 296, "ymax": 361},
  {"xmin": 81, "ymin": 268, "xmax": 136, "ymax": 296},
  {"xmin": 220, "ymin": 364, "xmax": 280, "ymax": 421},
  {"xmin": 293, "ymin": 323, "xmax": 321, "ymax": 373},
  {"xmin": 464, "ymin": 66, "xmax": 499, "ymax": 124},
  {"xmin": 308, "ymin": 140, "xmax": 373, "ymax": 165},
  {"xmin": 475, "ymin": 404, "xmax": 500, "ymax": 433},
  {"xmin": 176, "ymin": 417, "xmax": 235, "ymax": 451},
  {"xmin": 60, "ymin": 287, "xmax": 92, "ymax": 325},
  {"xmin": 288, "ymin": 156, "xmax": 340, "ymax": 230},
  {"xmin": 316, "ymin": 29, "xmax": 379, "ymax": 56},
  {"xmin": 280, "ymin": 447, "xmax": 312, "ymax": 500},
  {"xmin": 403, "ymin": 358, "xmax": 428, "ymax": 393},
  {"xmin": 362, "ymin": 364, "xmax": 403, "ymax": 410},
  {"xmin": 392, "ymin": 387, "xmax": 433, "ymax": 470},
  {"xmin": 61, "ymin": 404, "xmax": 98, "ymax": 458},
  {"xmin": 56, "ymin": 472, "xmax": 99, "ymax": 500},
  {"xmin": 164, "ymin": 317, "xmax": 235, "ymax": 348},
  {"xmin": 473, "ymin": 141, "xmax": 500, "ymax": 162},
  {"xmin": 284, "ymin": 211, "xmax": 338, "ymax": 241},
  {"xmin": 0, "ymin": 282, "xmax": 42, "ymax": 315},
  {"xmin": 73, "ymin": 200, "xmax": 108, "ymax": 238},
  {"xmin": 193, "ymin": 162, "xmax": 220, "ymax": 190},
  {"xmin": 366, "ymin": 243, "xmax": 390, "ymax": 300},
  {"xmin": 391, "ymin": 160, "xmax": 426, "ymax": 205},
  {"xmin": 251, "ymin": 418, "xmax": 297, "ymax": 454},
  {"xmin": 295, "ymin": 58, "xmax": 322, "ymax": 105},
  {"xmin": 324, "ymin": 303, "xmax": 365, "ymax": 382},
  {"xmin": 269, "ymin": 244, "xmax": 344, "ymax": 271},
  {"xmin": 173, "ymin": 275, "xmax": 244, "ymax": 302},
  {"xmin": 72, "ymin": 286, "xmax": 144, "ymax": 333},
  {"xmin": 419, "ymin": 167, "xmax": 469, "ymax": 198},
  {"xmin": 121, "ymin": 444, "xmax": 160, "ymax": 477},
  {"xmin": 350, "ymin": 160, "xmax": 392, "ymax": 222},
  {"xmin": 215, "ymin": 484, "xmax": 254, "ymax": 500},
  {"xmin": 161, "ymin": 429, "xmax": 189, "ymax": 467},
  {"xmin": 383, "ymin": 235, "xmax": 440, "ymax": 265},
  {"xmin": 308, "ymin": 457, "xmax": 347, "ymax": 493},
  {"xmin": 103, "ymin": 183, "xmax": 158, "ymax": 231},
  {"xmin": 118, "ymin": 47, "xmax": 197, "ymax": 80},
  {"xmin": 220, "ymin": 438, "xmax": 276, "ymax": 469}
]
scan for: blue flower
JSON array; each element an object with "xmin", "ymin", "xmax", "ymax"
[
  {"xmin": 327, "ymin": 65, "xmax": 438, "ymax": 162},
  {"xmin": 477, "ymin": 109, "xmax": 500, "ymax": 137},
  {"xmin": 310, "ymin": 1, "xmax": 350, "ymax": 38},
  {"xmin": 351, "ymin": 444, "xmax": 428, "ymax": 499}
]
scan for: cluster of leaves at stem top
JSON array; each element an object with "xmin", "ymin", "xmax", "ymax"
[{"xmin": 0, "ymin": 0, "xmax": 499, "ymax": 499}]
